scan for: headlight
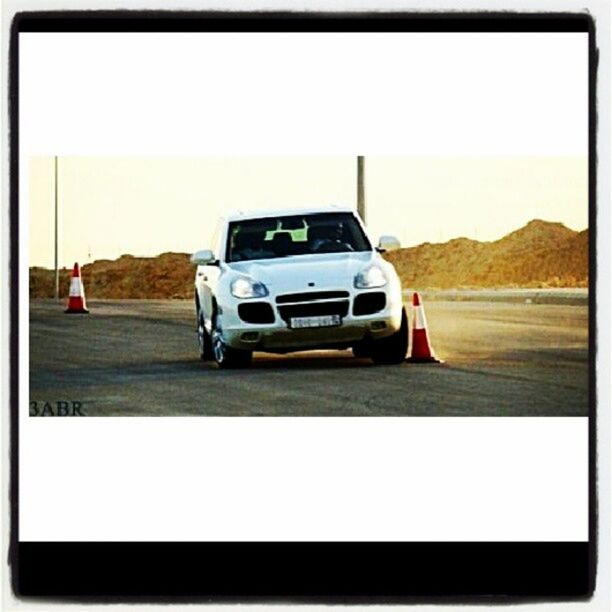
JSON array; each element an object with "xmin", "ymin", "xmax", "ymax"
[
  {"xmin": 354, "ymin": 266, "xmax": 387, "ymax": 289},
  {"xmin": 231, "ymin": 277, "xmax": 269, "ymax": 299}
]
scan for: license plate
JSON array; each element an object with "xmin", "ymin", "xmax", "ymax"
[{"xmin": 290, "ymin": 315, "xmax": 341, "ymax": 329}]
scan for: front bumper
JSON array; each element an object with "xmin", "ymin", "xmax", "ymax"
[{"xmin": 218, "ymin": 289, "xmax": 403, "ymax": 352}]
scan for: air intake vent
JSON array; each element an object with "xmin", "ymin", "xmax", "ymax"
[
  {"xmin": 237, "ymin": 302, "xmax": 275, "ymax": 324},
  {"xmin": 276, "ymin": 291, "xmax": 350, "ymax": 304},
  {"xmin": 353, "ymin": 292, "xmax": 386, "ymax": 316}
]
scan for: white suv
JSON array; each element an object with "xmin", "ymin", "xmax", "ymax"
[{"xmin": 191, "ymin": 206, "xmax": 408, "ymax": 368}]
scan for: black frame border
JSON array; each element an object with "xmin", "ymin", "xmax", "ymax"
[{"xmin": 9, "ymin": 10, "xmax": 597, "ymax": 603}]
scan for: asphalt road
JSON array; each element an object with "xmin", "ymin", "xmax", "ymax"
[{"xmin": 29, "ymin": 299, "xmax": 589, "ymax": 416}]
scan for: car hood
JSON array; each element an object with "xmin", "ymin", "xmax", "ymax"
[{"xmin": 226, "ymin": 251, "xmax": 377, "ymax": 292}]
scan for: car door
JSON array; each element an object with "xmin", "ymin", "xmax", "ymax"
[{"xmin": 197, "ymin": 220, "xmax": 224, "ymax": 332}]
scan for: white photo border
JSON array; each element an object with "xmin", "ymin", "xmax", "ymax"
[{"xmin": 8, "ymin": 10, "xmax": 604, "ymax": 604}]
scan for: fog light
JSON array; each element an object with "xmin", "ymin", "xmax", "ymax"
[
  {"xmin": 371, "ymin": 321, "xmax": 387, "ymax": 330},
  {"xmin": 241, "ymin": 331, "xmax": 260, "ymax": 342}
]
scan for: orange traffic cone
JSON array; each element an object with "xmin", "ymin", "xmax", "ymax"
[
  {"xmin": 406, "ymin": 292, "xmax": 440, "ymax": 363},
  {"xmin": 65, "ymin": 262, "xmax": 89, "ymax": 314}
]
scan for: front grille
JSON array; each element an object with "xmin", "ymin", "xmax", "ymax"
[
  {"xmin": 276, "ymin": 291, "xmax": 349, "ymax": 304},
  {"xmin": 353, "ymin": 292, "xmax": 386, "ymax": 316},
  {"xmin": 238, "ymin": 302, "xmax": 275, "ymax": 324},
  {"xmin": 278, "ymin": 300, "xmax": 349, "ymax": 324}
]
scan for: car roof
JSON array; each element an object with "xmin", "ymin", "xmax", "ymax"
[{"xmin": 221, "ymin": 205, "xmax": 357, "ymax": 223}]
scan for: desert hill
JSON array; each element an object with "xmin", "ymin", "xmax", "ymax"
[
  {"xmin": 30, "ymin": 252, "xmax": 194, "ymax": 300},
  {"xmin": 29, "ymin": 220, "xmax": 588, "ymax": 299},
  {"xmin": 385, "ymin": 220, "xmax": 588, "ymax": 289}
]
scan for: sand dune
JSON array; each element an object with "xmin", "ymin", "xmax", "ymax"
[{"xmin": 384, "ymin": 220, "xmax": 588, "ymax": 289}]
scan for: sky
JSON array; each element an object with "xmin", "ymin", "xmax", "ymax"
[{"xmin": 29, "ymin": 156, "xmax": 588, "ymax": 269}]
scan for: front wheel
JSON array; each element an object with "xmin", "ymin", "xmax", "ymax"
[
  {"xmin": 370, "ymin": 308, "xmax": 409, "ymax": 365},
  {"xmin": 211, "ymin": 313, "xmax": 252, "ymax": 369},
  {"xmin": 352, "ymin": 342, "xmax": 372, "ymax": 358},
  {"xmin": 197, "ymin": 310, "xmax": 214, "ymax": 361}
]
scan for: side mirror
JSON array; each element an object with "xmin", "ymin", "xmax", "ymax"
[
  {"xmin": 377, "ymin": 235, "xmax": 401, "ymax": 252},
  {"xmin": 191, "ymin": 249, "xmax": 215, "ymax": 265}
]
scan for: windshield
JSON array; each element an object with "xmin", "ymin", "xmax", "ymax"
[{"xmin": 226, "ymin": 212, "xmax": 371, "ymax": 262}]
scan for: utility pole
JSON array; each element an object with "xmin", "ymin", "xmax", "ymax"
[
  {"xmin": 54, "ymin": 156, "xmax": 59, "ymax": 301},
  {"xmin": 357, "ymin": 156, "xmax": 365, "ymax": 224}
]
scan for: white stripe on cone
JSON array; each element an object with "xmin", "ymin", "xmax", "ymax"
[
  {"xmin": 69, "ymin": 276, "xmax": 83, "ymax": 297},
  {"xmin": 414, "ymin": 304, "xmax": 428, "ymax": 330}
]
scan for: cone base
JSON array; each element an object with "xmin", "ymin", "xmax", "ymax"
[
  {"xmin": 406, "ymin": 356, "xmax": 442, "ymax": 363},
  {"xmin": 65, "ymin": 309, "xmax": 89, "ymax": 314}
]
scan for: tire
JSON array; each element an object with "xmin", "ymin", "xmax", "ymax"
[
  {"xmin": 211, "ymin": 312, "xmax": 252, "ymax": 369},
  {"xmin": 352, "ymin": 342, "xmax": 372, "ymax": 358},
  {"xmin": 197, "ymin": 309, "xmax": 213, "ymax": 361},
  {"xmin": 370, "ymin": 307, "xmax": 409, "ymax": 365}
]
